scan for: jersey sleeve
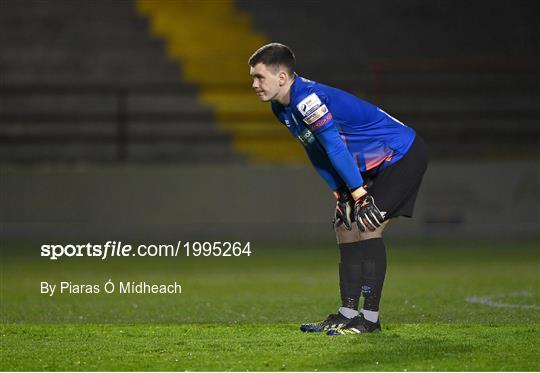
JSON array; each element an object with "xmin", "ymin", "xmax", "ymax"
[
  {"xmin": 315, "ymin": 126, "xmax": 363, "ymax": 190},
  {"xmin": 293, "ymin": 90, "xmax": 364, "ymax": 190},
  {"xmin": 295, "ymin": 91, "xmax": 334, "ymax": 134},
  {"xmin": 303, "ymin": 141, "xmax": 345, "ymax": 191}
]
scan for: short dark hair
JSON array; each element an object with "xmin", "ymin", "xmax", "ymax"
[{"xmin": 248, "ymin": 43, "xmax": 295, "ymax": 75}]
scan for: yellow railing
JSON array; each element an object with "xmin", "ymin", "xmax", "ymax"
[{"xmin": 136, "ymin": 0, "xmax": 304, "ymax": 162}]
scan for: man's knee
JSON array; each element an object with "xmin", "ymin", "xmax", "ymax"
[
  {"xmin": 336, "ymin": 220, "xmax": 390, "ymax": 243},
  {"xmin": 335, "ymin": 223, "xmax": 361, "ymax": 244},
  {"xmin": 358, "ymin": 220, "xmax": 390, "ymax": 241}
]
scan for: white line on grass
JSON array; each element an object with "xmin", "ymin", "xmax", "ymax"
[{"xmin": 466, "ymin": 291, "xmax": 540, "ymax": 309}]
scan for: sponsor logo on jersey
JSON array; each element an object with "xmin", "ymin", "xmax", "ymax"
[
  {"xmin": 310, "ymin": 112, "xmax": 333, "ymax": 130},
  {"xmin": 297, "ymin": 128, "xmax": 315, "ymax": 146},
  {"xmin": 297, "ymin": 93, "xmax": 322, "ymax": 116},
  {"xmin": 303, "ymin": 105, "xmax": 328, "ymax": 125}
]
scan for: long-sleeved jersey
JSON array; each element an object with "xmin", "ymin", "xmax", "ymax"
[{"xmin": 271, "ymin": 75, "xmax": 416, "ymax": 191}]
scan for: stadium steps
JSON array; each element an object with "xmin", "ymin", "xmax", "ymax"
[
  {"xmin": 235, "ymin": 0, "xmax": 540, "ymax": 159},
  {"xmin": 136, "ymin": 0, "xmax": 304, "ymax": 163},
  {"xmin": 0, "ymin": 0, "xmax": 240, "ymax": 163},
  {"xmin": 0, "ymin": 88, "xmax": 239, "ymax": 163},
  {"xmin": 367, "ymin": 71, "xmax": 540, "ymax": 158}
]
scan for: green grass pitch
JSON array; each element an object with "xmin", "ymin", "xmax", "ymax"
[{"xmin": 1, "ymin": 238, "xmax": 539, "ymax": 371}]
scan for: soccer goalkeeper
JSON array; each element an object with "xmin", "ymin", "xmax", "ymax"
[{"xmin": 248, "ymin": 43, "xmax": 428, "ymax": 335}]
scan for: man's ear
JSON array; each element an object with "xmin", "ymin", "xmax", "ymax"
[{"xmin": 278, "ymin": 71, "xmax": 288, "ymax": 86}]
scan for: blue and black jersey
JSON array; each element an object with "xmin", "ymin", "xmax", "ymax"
[{"xmin": 271, "ymin": 75, "xmax": 416, "ymax": 191}]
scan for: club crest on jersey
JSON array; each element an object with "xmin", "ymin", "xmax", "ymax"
[{"xmin": 297, "ymin": 93, "xmax": 322, "ymax": 116}]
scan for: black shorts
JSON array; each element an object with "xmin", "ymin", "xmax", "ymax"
[{"xmin": 361, "ymin": 135, "xmax": 429, "ymax": 219}]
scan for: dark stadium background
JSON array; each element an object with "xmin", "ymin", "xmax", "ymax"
[
  {"xmin": 1, "ymin": 0, "xmax": 538, "ymax": 243},
  {"xmin": 0, "ymin": 1, "xmax": 539, "ymax": 370},
  {"xmin": 1, "ymin": 0, "xmax": 539, "ymax": 319}
]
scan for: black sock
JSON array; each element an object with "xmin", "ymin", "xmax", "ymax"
[
  {"xmin": 338, "ymin": 241, "xmax": 365, "ymax": 310},
  {"xmin": 359, "ymin": 238, "xmax": 387, "ymax": 312}
]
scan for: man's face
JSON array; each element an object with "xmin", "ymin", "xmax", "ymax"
[{"xmin": 249, "ymin": 63, "xmax": 282, "ymax": 102}]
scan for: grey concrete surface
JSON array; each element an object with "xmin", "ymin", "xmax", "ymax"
[{"xmin": 1, "ymin": 161, "xmax": 538, "ymax": 243}]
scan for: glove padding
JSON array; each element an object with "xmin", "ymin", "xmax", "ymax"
[
  {"xmin": 354, "ymin": 193, "xmax": 386, "ymax": 232},
  {"xmin": 333, "ymin": 187, "xmax": 354, "ymax": 231}
]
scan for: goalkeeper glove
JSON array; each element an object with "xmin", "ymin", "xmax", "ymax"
[
  {"xmin": 354, "ymin": 192, "xmax": 386, "ymax": 232},
  {"xmin": 333, "ymin": 187, "xmax": 354, "ymax": 231}
]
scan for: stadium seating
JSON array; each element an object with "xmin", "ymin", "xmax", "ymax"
[
  {"xmin": 136, "ymin": 0, "xmax": 304, "ymax": 163},
  {"xmin": 1, "ymin": 0, "xmax": 538, "ymax": 163},
  {"xmin": 236, "ymin": 0, "xmax": 540, "ymax": 159},
  {"xmin": 0, "ymin": 0, "xmax": 240, "ymax": 163}
]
